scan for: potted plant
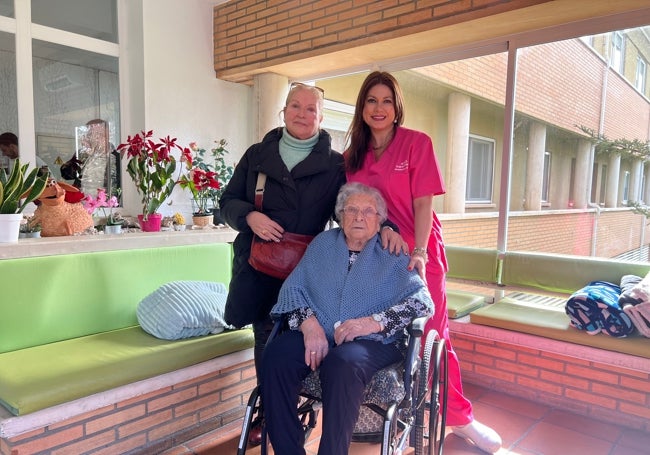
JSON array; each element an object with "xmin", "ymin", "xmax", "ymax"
[
  {"xmin": 184, "ymin": 139, "xmax": 234, "ymax": 225},
  {"xmin": 82, "ymin": 188, "xmax": 124, "ymax": 234},
  {"xmin": 172, "ymin": 212, "xmax": 186, "ymax": 231},
  {"xmin": 179, "ymin": 143, "xmax": 222, "ymax": 228},
  {"xmin": 0, "ymin": 159, "xmax": 48, "ymax": 243},
  {"xmin": 117, "ymin": 130, "xmax": 183, "ymax": 231},
  {"xmin": 19, "ymin": 215, "xmax": 42, "ymax": 238}
]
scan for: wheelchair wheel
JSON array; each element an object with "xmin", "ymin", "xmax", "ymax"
[
  {"xmin": 297, "ymin": 396, "xmax": 320, "ymax": 442},
  {"xmin": 414, "ymin": 330, "xmax": 448, "ymax": 455},
  {"xmin": 237, "ymin": 385, "xmax": 263, "ymax": 455}
]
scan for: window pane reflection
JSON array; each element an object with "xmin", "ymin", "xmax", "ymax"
[
  {"xmin": 32, "ymin": 39, "xmax": 120, "ymax": 197},
  {"xmin": 0, "ymin": 30, "xmax": 17, "ymax": 173},
  {"xmin": 31, "ymin": 0, "xmax": 118, "ymax": 43},
  {"xmin": 0, "ymin": 0, "xmax": 13, "ymax": 18}
]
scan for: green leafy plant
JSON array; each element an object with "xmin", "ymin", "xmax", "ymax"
[
  {"xmin": 117, "ymin": 130, "xmax": 183, "ymax": 218},
  {"xmin": 185, "ymin": 139, "xmax": 234, "ymax": 210},
  {"xmin": 0, "ymin": 159, "xmax": 48, "ymax": 214},
  {"xmin": 20, "ymin": 215, "xmax": 41, "ymax": 233}
]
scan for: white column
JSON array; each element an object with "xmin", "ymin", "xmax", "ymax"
[
  {"xmin": 573, "ymin": 139, "xmax": 592, "ymax": 209},
  {"xmin": 605, "ymin": 154, "xmax": 621, "ymax": 208},
  {"xmin": 524, "ymin": 122, "xmax": 546, "ymax": 211},
  {"xmin": 630, "ymin": 159, "xmax": 644, "ymax": 203},
  {"xmin": 444, "ymin": 92, "xmax": 470, "ymax": 214},
  {"xmin": 254, "ymin": 73, "xmax": 289, "ymax": 141}
]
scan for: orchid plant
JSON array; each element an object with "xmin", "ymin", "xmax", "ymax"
[{"xmin": 82, "ymin": 188, "xmax": 123, "ymax": 225}]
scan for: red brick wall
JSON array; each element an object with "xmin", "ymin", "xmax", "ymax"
[
  {"xmin": 213, "ymin": 0, "xmax": 548, "ymax": 79},
  {"xmin": 0, "ymin": 360, "xmax": 256, "ymax": 455},
  {"xmin": 452, "ymin": 331, "xmax": 650, "ymax": 431},
  {"xmin": 442, "ymin": 209, "xmax": 648, "ymax": 258}
]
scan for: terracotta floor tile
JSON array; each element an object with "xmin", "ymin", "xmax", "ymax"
[
  {"xmin": 160, "ymin": 385, "xmax": 648, "ymax": 455},
  {"xmin": 541, "ymin": 409, "xmax": 624, "ymax": 443},
  {"xmin": 516, "ymin": 421, "xmax": 614, "ymax": 455}
]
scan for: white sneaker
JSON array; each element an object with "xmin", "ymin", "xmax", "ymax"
[{"xmin": 452, "ymin": 419, "xmax": 502, "ymax": 453}]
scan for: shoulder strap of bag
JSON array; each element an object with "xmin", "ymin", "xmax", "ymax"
[{"xmin": 254, "ymin": 172, "xmax": 267, "ymax": 211}]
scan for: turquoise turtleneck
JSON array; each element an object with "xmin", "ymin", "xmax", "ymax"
[{"xmin": 279, "ymin": 128, "xmax": 319, "ymax": 172}]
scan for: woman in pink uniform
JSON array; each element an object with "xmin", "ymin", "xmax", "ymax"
[{"xmin": 345, "ymin": 71, "xmax": 502, "ymax": 454}]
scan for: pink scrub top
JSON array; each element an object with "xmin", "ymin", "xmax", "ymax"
[{"xmin": 346, "ymin": 126, "xmax": 448, "ymax": 274}]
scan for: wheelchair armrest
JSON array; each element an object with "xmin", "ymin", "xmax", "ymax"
[{"xmin": 407, "ymin": 316, "xmax": 427, "ymax": 338}]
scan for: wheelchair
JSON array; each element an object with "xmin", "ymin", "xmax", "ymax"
[{"xmin": 237, "ymin": 315, "xmax": 448, "ymax": 455}]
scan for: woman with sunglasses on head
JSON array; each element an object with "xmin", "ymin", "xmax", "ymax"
[
  {"xmin": 220, "ymin": 82, "xmax": 405, "ymax": 445},
  {"xmin": 345, "ymin": 71, "xmax": 502, "ymax": 454}
]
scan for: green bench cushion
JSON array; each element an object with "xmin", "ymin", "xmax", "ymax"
[
  {"xmin": 447, "ymin": 290, "xmax": 486, "ymax": 318},
  {"xmin": 0, "ymin": 243, "xmax": 233, "ymax": 354},
  {"xmin": 501, "ymin": 251, "xmax": 650, "ymax": 294},
  {"xmin": 445, "ymin": 245, "xmax": 499, "ymax": 283},
  {"xmin": 0, "ymin": 326, "xmax": 254, "ymax": 416},
  {"xmin": 469, "ymin": 296, "xmax": 650, "ymax": 358}
]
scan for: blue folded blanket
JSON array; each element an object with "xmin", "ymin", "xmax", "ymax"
[{"xmin": 565, "ymin": 281, "xmax": 635, "ymax": 337}]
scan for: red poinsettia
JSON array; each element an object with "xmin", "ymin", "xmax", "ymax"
[{"xmin": 179, "ymin": 145, "xmax": 221, "ymax": 215}]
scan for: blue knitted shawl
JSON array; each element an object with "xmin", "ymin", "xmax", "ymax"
[{"xmin": 271, "ymin": 228, "xmax": 432, "ymax": 344}]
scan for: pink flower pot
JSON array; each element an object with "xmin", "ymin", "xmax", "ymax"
[{"xmin": 138, "ymin": 213, "xmax": 162, "ymax": 232}]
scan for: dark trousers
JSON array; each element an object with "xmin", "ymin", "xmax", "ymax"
[
  {"xmin": 252, "ymin": 317, "xmax": 275, "ymax": 381},
  {"xmin": 261, "ymin": 330, "xmax": 402, "ymax": 455}
]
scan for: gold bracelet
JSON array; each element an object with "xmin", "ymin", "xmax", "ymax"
[{"xmin": 412, "ymin": 247, "xmax": 428, "ymax": 262}]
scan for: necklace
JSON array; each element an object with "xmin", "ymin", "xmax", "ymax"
[{"xmin": 371, "ymin": 128, "xmax": 394, "ymax": 151}]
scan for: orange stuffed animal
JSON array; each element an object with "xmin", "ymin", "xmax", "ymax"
[{"xmin": 30, "ymin": 179, "xmax": 94, "ymax": 236}]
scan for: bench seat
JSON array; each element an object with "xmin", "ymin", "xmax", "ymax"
[
  {"xmin": 469, "ymin": 294, "xmax": 650, "ymax": 359},
  {"xmin": 0, "ymin": 326, "xmax": 253, "ymax": 416},
  {"xmin": 447, "ymin": 290, "xmax": 487, "ymax": 318}
]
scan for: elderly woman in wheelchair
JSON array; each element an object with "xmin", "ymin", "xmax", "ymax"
[{"xmin": 255, "ymin": 182, "xmax": 437, "ymax": 455}]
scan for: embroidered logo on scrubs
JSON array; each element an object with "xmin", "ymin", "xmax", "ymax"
[{"xmin": 394, "ymin": 160, "xmax": 409, "ymax": 172}]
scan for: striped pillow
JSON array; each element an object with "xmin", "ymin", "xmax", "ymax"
[{"xmin": 137, "ymin": 281, "xmax": 232, "ymax": 340}]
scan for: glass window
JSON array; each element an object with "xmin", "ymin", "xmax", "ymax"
[
  {"xmin": 466, "ymin": 136, "xmax": 494, "ymax": 203},
  {"xmin": 636, "ymin": 57, "xmax": 647, "ymax": 93},
  {"xmin": 0, "ymin": 30, "xmax": 17, "ymax": 173},
  {"xmin": 32, "ymin": 39, "xmax": 120, "ymax": 196},
  {"xmin": 612, "ymin": 31, "xmax": 624, "ymax": 73},
  {"xmin": 0, "ymin": 0, "xmax": 13, "ymax": 17},
  {"xmin": 541, "ymin": 151, "xmax": 551, "ymax": 203},
  {"xmin": 622, "ymin": 171, "xmax": 631, "ymax": 204},
  {"xmin": 31, "ymin": 0, "xmax": 118, "ymax": 43}
]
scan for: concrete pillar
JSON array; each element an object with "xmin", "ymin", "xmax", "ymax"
[
  {"xmin": 642, "ymin": 163, "xmax": 650, "ymax": 205},
  {"xmin": 550, "ymin": 153, "xmax": 570, "ymax": 209},
  {"xmin": 630, "ymin": 159, "xmax": 644, "ymax": 203},
  {"xmin": 524, "ymin": 122, "xmax": 546, "ymax": 211},
  {"xmin": 253, "ymin": 73, "xmax": 289, "ymax": 141},
  {"xmin": 605, "ymin": 154, "xmax": 621, "ymax": 208},
  {"xmin": 444, "ymin": 92, "xmax": 471, "ymax": 214},
  {"xmin": 573, "ymin": 139, "xmax": 592, "ymax": 209}
]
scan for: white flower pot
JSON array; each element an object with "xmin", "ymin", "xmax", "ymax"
[
  {"xmin": 104, "ymin": 224, "xmax": 123, "ymax": 235},
  {"xmin": 0, "ymin": 213, "xmax": 22, "ymax": 243}
]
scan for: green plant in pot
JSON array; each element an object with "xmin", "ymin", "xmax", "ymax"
[
  {"xmin": 0, "ymin": 159, "xmax": 48, "ymax": 214},
  {"xmin": 0, "ymin": 159, "xmax": 48, "ymax": 242},
  {"xmin": 117, "ymin": 130, "xmax": 183, "ymax": 231},
  {"xmin": 185, "ymin": 139, "xmax": 234, "ymax": 224}
]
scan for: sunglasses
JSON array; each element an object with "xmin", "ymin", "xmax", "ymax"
[{"xmin": 290, "ymin": 82, "xmax": 325, "ymax": 96}]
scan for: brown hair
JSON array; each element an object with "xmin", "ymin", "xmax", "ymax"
[{"xmin": 345, "ymin": 71, "xmax": 405, "ymax": 173}]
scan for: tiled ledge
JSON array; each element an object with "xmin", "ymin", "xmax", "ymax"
[{"xmin": 0, "ymin": 227, "xmax": 238, "ymax": 259}]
